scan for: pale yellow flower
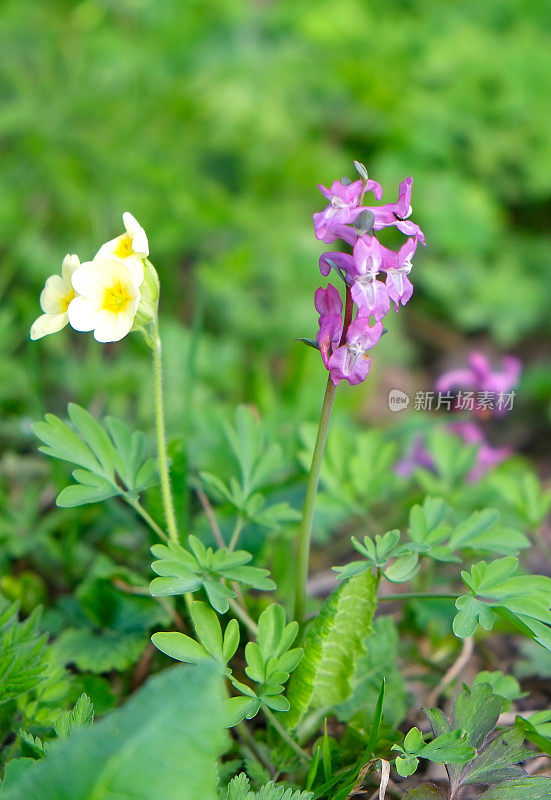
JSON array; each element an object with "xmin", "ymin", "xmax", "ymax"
[
  {"xmin": 30, "ymin": 254, "xmax": 80, "ymax": 340},
  {"xmin": 95, "ymin": 212, "xmax": 148, "ymax": 285},
  {"xmin": 68, "ymin": 256, "xmax": 141, "ymax": 343}
]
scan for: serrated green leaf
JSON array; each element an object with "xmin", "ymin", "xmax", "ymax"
[
  {"xmin": 54, "ymin": 694, "xmax": 94, "ymax": 739},
  {"xmin": 453, "ymin": 595, "xmax": 496, "ymax": 637},
  {"xmin": 0, "ymin": 602, "xmax": 48, "ymax": 704},
  {"xmin": 286, "ymin": 570, "xmax": 377, "ymax": 729},
  {"xmin": 52, "ymin": 628, "xmax": 146, "ymax": 673}
]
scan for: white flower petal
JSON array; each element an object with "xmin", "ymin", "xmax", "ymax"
[
  {"xmin": 123, "ymin": 255, "xmax": 144, "ymax": 286},
  {"xmin": 61, "ymin": 253, "xmax": 80, "ymax": 283},
  {"xmin": 30, "ymin": 312, "xmax": 69, "ymax": 340},
  {"xmin": 94, "ymin": 237, "xmax": 119, "ymax": 260},
  {"xmin": 68, "ymin": 255, "xmax": 140, "ymax": 342},
  {"xmin": 93, "ymin": 306, "xmax": 136, "ymax": 342},
  {"xmin": 123, "ymin": 211, "xmax": 149, "ymax": 257},
  {"xmin": 72, "ymin": 257, "xmax": 135, "ymax": 301},
  {"xmin": 40, "ymin": 275, "xmax": 71, "ymax": 314},
  {"xmin": 67, "ymin": 296, "xmax": 98, "ymax": 332}
]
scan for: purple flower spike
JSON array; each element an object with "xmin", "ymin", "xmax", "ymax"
[
  {"xmin": 315, "ymin": 284, "xmax": 343, "ymax": 367},
  {"xmin": 328, "ymin": 317, "xmax": 383, "ymax": 386},
  {"xmin": 311, "ymin": 164, "xmax": 424, "ymax": 385}
]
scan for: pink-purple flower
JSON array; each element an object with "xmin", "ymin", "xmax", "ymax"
[
  {"xmin": 327, "ymin": 317, "xmax": 383, "ymax": 386},
  {"xmin": 436, "ymin": 352, "xmax": 521, "ymax": 416},
  {"xmin": 313, "ymin": 178, "xmax": 383, "ymax": 241},
  {"xmin": 315, "ymin": 285, "xmax": 343, "ymax": 368},
  {"xmin": 310, "ymin": 163, "xmax": 424, "ymax": 386},
  {"xmin": 395, "ymin": 423, "xmax": 511, "ymax": 482},
  {"xmin": 314, "ymin": 174, "xmax": 426, "ymax": 247},
  {"xmin": 436, "ymin": 352, "xmax": 521, "ymax": 395}
]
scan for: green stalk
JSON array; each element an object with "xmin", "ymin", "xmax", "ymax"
[
  {"xmin": 263, "ymin": 706, "xmax": 311, "ymax": 763},
  {"xmin": 126, "ymin": 496, "xmax": 169, "ymax": 542},
  {"xmin": 295, "ymin": 376, "xmax": 336, "ymax": 623},
  {"xmin": 151, "ymin": 321, "xmax": 179, "ymax": 544},
  {"xmin": 379, "ymin": 592, "xmax": 457, "ymax": 602}
]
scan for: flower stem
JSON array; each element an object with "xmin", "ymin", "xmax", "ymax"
[
  {"xmin": 228, "ymin": 514, "xmax": 244, "ymax": 553},
  {"xmin": 125, "ymin": 497, "xmax": 169, "ymax": 542},
  {"xmin": 295, "ymin": 376, "xmax": 336, "ymax": 624},
  {"xmin": 151, "ymin": 322, "xmax": 179, "ymax": 544},
  {"xmin": 379, "ymin": 592, "xmax": 457, "ymax": 602},
  {"xmin": 262, "ymin": 706, "xmax": 311, "ymax": 763},
  {"xmin": 228, "ymin": 597, "xmax": 259, "ymax": 636}
]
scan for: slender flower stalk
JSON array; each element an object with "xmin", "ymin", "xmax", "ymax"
[
  {"xmin": 296, "ymin": 164, "xmax": 425, "ymax": 622},
  {"xmin": 295, "ymin": 375, "xmax": 337, "ymax": 623},
  {"xmin": 262, "ymin": 707, "xmax": 311, "ymax": 763},
  {"xmin": 126, "ymin": 496, "xmax": 169, "ymax": 542},
  {"xmin": 379, "ymin": 592, "xmax": 457, "ymax": 602},
  {"xmin": 151, "ymin": 321, "xmax": 179, "ymax": 544}
]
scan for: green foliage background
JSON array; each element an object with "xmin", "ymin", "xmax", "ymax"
[{"xmin": 2, "ymin": 0, "xmax": 551, "ymax": 420}]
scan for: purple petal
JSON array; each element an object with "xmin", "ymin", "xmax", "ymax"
[
  {"xmin": 365, "ymin": 179, "xmax": 383, "ymax": 201},
  {"xmin": 435, "ymin": 369, "xmax": 477, "ymax": 393},
  {"xmin": 353, "ymin": 236, "xmax": 383, "ymax": 275},
  {"xmin": 317, "ymin": 222, "xmax": 358, "ymax": 246},
  {"xmin": 347, "ymin": 317, "xmax": 384, "ymax": 350},
  {"xmin": 351, "ymin": 279, "xmax": 390, "ymax": 321},
  {"xmin": 314, "ymin": 284, "xmax": 343, "ymax": 316},
  {"xmin": 319, "ymin": 251, "xmax": 355, "ymax": 279},
  {"xmin": 385, "ymin": 271, "xmax": 413, "ymax": 311},
  {"xmin": 396, "ymin": 219, "xmax": 426, "ymax": 245},
  {"xmin": 317, "ymin": 315, "xmax": 343, "ymax": 367},
  {"xmin": 328, "ymin": 345, "xmax": 371, "ymax": 386},
  {"xmin": 396, "ymin": 177, "xmax": 413, "ymax": 218}
]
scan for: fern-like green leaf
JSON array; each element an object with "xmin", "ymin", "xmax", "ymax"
[
  {"xmin": 285, "ymin": 570, "xmax": 378, "ymax": 729},
  {"xmin": 0, "ymin": 601, "xmax": 48, "ymax": 705}
]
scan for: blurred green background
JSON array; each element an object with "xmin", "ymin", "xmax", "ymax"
[{"xmin": 1, "ymin": 0, "xmax": 551, "ymax": 460}]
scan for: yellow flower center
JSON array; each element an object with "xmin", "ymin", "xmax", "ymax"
[
  {"xmin": 102, "ymin": 281, "xmax": 132, "ymax": 314},
  {"xmin": 61, "ymin": 289, "xmax": 75, "ymax": 312},
  {"xmin": 113, "ymin": 234, "xmax": 134, "ymax": 259}
]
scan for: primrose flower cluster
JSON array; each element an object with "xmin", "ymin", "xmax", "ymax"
[
  {"xmin": 313, "ymin": 162, "xmax": 425, "ymax": 386},
  {"xmin": 30, "ymin": 213, "xmax": 158, "ymax": 343}
]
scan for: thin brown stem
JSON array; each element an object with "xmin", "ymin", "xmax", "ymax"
[
  {"xmin": 426, "ymin": 636, "xmax": 474, "ymax": 708},
  {"xmin": 195, "ymin": 484, "xmax": 225, "ymax": 548},
  {"xmin": 228, "ymin": 597, "xmax": 258, "ymax": 636}
]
